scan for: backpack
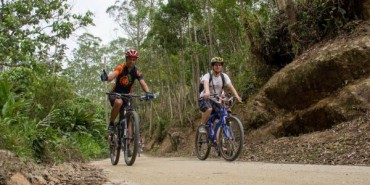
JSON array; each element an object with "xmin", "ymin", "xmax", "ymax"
[{"xmin": 198, "ymin": 72, "xmax": 225, "ymax": 95}]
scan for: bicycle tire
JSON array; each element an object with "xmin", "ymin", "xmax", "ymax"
[
  {"xmin": 219, "ymin": 115, "xmax": 244, "ymax": 161},
  {"xmin": 110, "ymin": 126, "xmax": 121, "ymax": 165},
  {"xmin": 195, "ymin": 125, "xmax": 211, "ymax": 160},
  {"xmin": 124, "ymin": 111, "xmax": 140, "ymax": 166}
]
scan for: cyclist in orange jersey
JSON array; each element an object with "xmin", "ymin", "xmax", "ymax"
[{"xmin": 101, "ymin": 49, "xmax": 153, "ymax": 133}]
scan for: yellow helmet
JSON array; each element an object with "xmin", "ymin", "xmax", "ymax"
[{"xmin": 210, "ymin": 57, "xmax": 224, "ymax": 66}]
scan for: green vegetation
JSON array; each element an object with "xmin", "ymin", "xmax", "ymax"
[{"xmin": 0, "ymin": 68, "xmax": 107, "ymax": 163}]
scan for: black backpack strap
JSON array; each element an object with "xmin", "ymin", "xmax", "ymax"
[
  {"xmin": 221, "ymin": 73, "xmax": 225, "ymax": 89},
  {"xmin": 209, "ymin": 71, "xmax": 213, "ymax": 82},
  {"xmin": 209, "ymin": 72, "xmax": 216, "ymax": 94}
]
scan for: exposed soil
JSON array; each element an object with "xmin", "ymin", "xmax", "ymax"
[
  {"xmin": 243, "ymin": 113, "xmax": 370, "ymax": 165},
  {"xmin": 0, "ymin": 150, "xmax": 107, "ymax": 185}
]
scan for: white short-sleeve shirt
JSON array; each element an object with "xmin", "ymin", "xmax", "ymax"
[{"xmin": 200, "ymin": 72, "xmax": 231, "ymax": 98}]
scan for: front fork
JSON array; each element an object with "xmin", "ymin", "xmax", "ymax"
[
  {"xmin": 119, "ymin": 118, "xmax": 127, "ymax": 149},
  {"xmin": 121, "ymin": 116, "xmax": 133, "ymax": 151}
]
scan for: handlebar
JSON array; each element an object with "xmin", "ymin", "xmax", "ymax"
[
  {"xmin": 209, "ymin": 94, "xmax": 233, "ymax": 102},
  {"xmin": 209, "ymin": 94, "xmax": 233, "ymax": 100},
  {"xmin": 208, "ymin": 94, "xmax": 237, "ymax": 108},
  {"xmin": 106, "ymin": 92, "xmax": 147, "ymax": 101}
]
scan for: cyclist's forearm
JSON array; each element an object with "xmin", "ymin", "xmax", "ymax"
[
  {"xmin": 107, "ymin": 72, "xmax": 117, "ymax": 82},
  {"xmin": 228, "ymin": 83, "xmax": 240, "ymax": 98},
  {"xmin": 204, "ymin": 81, "xmax": 210, "ymax": 95},
  {"xmin": 140, "ymin": 80, "xmax": 150, "ymax": 93}
]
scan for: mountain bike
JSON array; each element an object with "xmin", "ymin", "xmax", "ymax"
[
  {"xmin": 107, "ymin": 92, "xmax": 149, "ymax": 166},
  {"xmin": 195, "ymin": 94, "xmax": 244, "ymax": 161}
]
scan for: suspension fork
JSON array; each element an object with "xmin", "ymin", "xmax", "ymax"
[{"xmin": 223, "ymin": 116, "xmax": 234, "ymax": 140}]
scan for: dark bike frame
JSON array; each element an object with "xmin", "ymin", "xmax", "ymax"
[{"xmin": 107, "ymin": 92, "xmax": 146, "ymax": 166}]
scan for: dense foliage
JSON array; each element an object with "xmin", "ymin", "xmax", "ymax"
[
  {"xmin": 0, "ymin": 0, "xmax": 105, "ymax": 163},
  {"xmin": 0, "ymin": 67, "xmax": 107, "ymax": 163}
]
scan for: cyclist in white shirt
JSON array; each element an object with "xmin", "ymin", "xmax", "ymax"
[{"xmin": 198, "ymin": 57, "xmax": 242, "ymax": 132}]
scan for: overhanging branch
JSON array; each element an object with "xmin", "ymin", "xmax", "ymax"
[{"xmin": 0, "ymin": 62, "xmax": 30, "ymax": 67}]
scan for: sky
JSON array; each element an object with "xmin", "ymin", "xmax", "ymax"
[{"xmin": 63, "ymin": 0, "xmax": 122, "ymax": 56}]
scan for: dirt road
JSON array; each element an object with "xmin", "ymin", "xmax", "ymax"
[{"xmin": 90, "ymin": 154, "xmax": 370, "ymax": 185}]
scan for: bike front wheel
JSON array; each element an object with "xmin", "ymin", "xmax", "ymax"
[
  {"xmin": 124, "ymin": 111, "xmax": 140, "ymax": 166},
  {"xmin": 219, "ymin": 115, "xmax": 244, "ymax": 161},
  {"xmin": 110, "ymin": 125, "xmax": 121, "ymax": 165},
  {"xmin": 195, "ymin": 125, "xmax": 211, "ymax": 160}
]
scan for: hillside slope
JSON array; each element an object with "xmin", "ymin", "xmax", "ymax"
[{"xmin": 238, "ymin": 21, "xmax": 370, "ymax": 165}]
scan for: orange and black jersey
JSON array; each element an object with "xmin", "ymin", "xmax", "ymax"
[{"xmin": 112, "ymin": 64, "xmax": 143, "ymax": 93}]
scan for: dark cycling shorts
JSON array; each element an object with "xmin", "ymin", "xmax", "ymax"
[
  {"xmin": 108, "ymin": 94, "xmax": 127, "ymax": 107},
  {"xmin": 198, "ymin": 98, "xmax": 220, "ymax": 112}
]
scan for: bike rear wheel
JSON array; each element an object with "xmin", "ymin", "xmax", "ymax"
[
  {"xmin": 195, "ymin": 125, "xmax": 211, "ymax": 160},
  {"xmin": 123, "ymin": 111, "xmax": 140, "ymax": 166},
  {"xmin": 219, "ymin": 115, "xmax": 244, "ymax": 161},
  {"xmin": 110, "ymin": 125, "xmax": 121, "ymax": 165}
]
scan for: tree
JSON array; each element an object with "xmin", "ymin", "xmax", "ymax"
[
  {"xmin": 107, "ymin": 0, "xmax": 156, "ymax": 49},
  {"xmin": 0, "ymin": 0, "xmax": 93, "ymax": 70},
  {"xmin": 63, "ymin": 33, "xmax": 105, "ymax": 103}
]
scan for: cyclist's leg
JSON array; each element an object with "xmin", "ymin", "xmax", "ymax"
[
  {"xmin": 199, "ymin": 98, "xmax": 212, "ymax": 125},
  {"xmin": 111, "ymin": 98, "xmax": 123, "ymax": 123},
  {"xmin": 210, "ymin": 102, "xmax": 222, "ymax": 145},
  {"xmin": 108, "ymin": 95, "xmax": 123, "ymax": 132}
]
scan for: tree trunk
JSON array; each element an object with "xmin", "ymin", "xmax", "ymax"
[
  {"xmin": 193, "ymin": 21, "xmax": 200, "ymax": 103},
  {"xmin": 206, "ymin": 0, "xmax": 214, "ymax": 58},
  {"xmin": 240, "ymin": 0, "xmax": 264, "ymax": 63}
]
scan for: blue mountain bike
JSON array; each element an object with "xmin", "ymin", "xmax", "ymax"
[{"xmin": 195, "ymin": 95, "xmax": 244, "ymax": 161}]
